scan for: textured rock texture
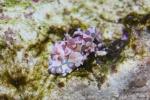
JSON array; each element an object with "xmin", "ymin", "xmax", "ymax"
[{"xmin": 0, "ymin": 0, "xmax": 150, "ymax": 100}]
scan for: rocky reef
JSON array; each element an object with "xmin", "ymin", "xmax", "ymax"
[{"xmin": 0, "ymin": 0, "xmax": 150, "ymax": 100}]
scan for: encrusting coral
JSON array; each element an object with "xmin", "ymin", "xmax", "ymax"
[{"xmin": 48, "ymin": 27, "xmax": 129, "ymax": 76}]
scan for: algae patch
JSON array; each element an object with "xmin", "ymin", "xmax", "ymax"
[
  {"xmin": 2, "ymin": 0, "xmax": 31, "ymax": 8},
  {"xmin": 0, "ymin": 0, "xmax": 149, "ymax": 98}
]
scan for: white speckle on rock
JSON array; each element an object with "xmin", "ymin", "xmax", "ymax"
[
  {"xmin": 14, "ymin": 23, "xmax": 37, "ymax": 42},
  {"xmin": 16, "ymin": 49, "xmax": 24, "ymax": 62},
  {"xmin": 19, "ymin": 30, "xmax": 37, "ymax": 41},
  {"xmin": 103, "ymin": 30, "xmax": 114, "ymax": 40}
]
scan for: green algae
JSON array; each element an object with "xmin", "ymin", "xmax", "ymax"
[
  {"xmin": 27, "ymin": 35, "xmax": 50, "ymax": 57},
  {"xmin": 3, "ymin": 0, "xmax": 31, "ymax": 8},
  {"xmin": 0, "ymin": 94, "xmax": 14, "ymax": 100},
  {"xmin": 0, "ymin": 62, "xmax": 51, "ymax": 99},
  {"xmin": 119, "ymin": 12, "xmax": 150, "ymax": 57},
  {"xmin": 119, "ymin": 12, "xmax": 150, "ymax": 29},
  {"xmin": 0, "ymin": 19, "xmax": 21, "ymax": 25},
  {"xmin": 4, "ymin": 0, "xmax": 19, "ymax": 7},
  {"xmin": 0, "ymin": 39, "xmax": 7, "ymax": 50},
  {"xmin": 47, "ymin": 25, "xmax": 67, "ymax": 39},
  {"xmin": 0, "ymin": 41, "xmax": 50, "ymax": 99},
  {"xmin": 68, "ymin": 19, "xmax": 88, "ymax": 34},
  {"xmin": 1, "ymin": 66, "xmax": 28, "ymax": 89}
]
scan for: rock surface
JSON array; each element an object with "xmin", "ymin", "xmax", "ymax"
[{"xmin": 0, "ymin": 0, "xmax": 150, "ymax": 100}]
